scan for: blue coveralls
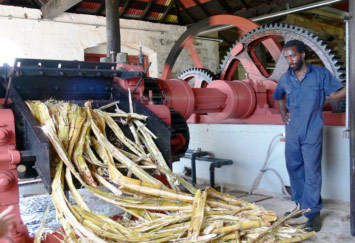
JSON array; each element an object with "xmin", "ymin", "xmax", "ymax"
[{"xmin": 272, "ymin": 64, "xmax": 343, "ymax": 219}]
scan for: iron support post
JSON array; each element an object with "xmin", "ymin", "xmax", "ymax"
[
  {"xmin": 349, "ymin": 0, "xmax": 355, "ymax": 236},
  {"xmin": 105, "ymin": 0, "xmax": 120, "ymax": 60}
]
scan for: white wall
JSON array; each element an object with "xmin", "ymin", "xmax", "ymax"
[
  {"xmin": 0, "ymin": 5, "xmax": 219, "ymax": 78},
  {"xmin": 173, "ymin": 124, "xmax": 350, "ymax": 202}
]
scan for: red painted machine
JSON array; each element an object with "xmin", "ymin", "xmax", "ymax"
[
  {"xmin": 0, "ymin": 15, "xmax": 345, "ymax": 242},
  {"xmin": 117, "ymin": 15, "xmax": 345, "ymax": 129}
]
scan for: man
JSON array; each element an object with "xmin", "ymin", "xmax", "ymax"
[{"xmin": 272, "ymin": 39, "xmax": 346, "ymax": 232}]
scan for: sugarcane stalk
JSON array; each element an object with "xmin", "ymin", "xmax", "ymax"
[
  {"xmin": 93, "ymin": 172, "xmax": 122, "ymax": 196},
  {"xmin": 27, "ymin": 100, "xmax": 315, "ymax": 243},
  {"xmin": 95, "ymin": 109, "xmax": 144, "ymax": 156},
  {"xmin": 132, "ymin": 214, "xmax": 191, "ymax": 233},
  {"xmin": 52, "ymin": 162, "xmax": 105, "ymax": 243},
  {"xmin": 249, "ymin": 207, "xmax": 309, "ymax": 243},
  {"xmin": 65, "ymin": 167, "xmax": 90, "ymax": 211},
  {"xmin": 72, "ymin": 120, "xmax": 96, "ymax": 186},
  {"xmin": 212, "ymin": 219, "xmax": 270, "ymax": 234},
  {"xmin": 188, "ymin": 189, "xmax": 207, "ymax": 240},
  {"xmin": 107, "ymin": 112, "xmax": 147, "ymax": 121},
  {"xmin": 87, "ymin": 103, "xmax": 165, "ymax": 187},
  {"xmin": 33, "ymin": 205, "xmax": 50, "ymax": 243},
  {"xmin": 277, "ymin": 231, "xmax": 316, "ymax": 243}
]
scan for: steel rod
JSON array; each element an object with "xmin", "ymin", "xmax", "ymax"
[
  {"xmin": 105, "ymin": 0, "xmax": 120, "ymax": 58},
  {"xmin": 349, "ymin": 0, "xmax": 355, "ymax": 236},
  {"xmin": 198, "ymin": 0, "xmax": 346, "ymax": 36}
]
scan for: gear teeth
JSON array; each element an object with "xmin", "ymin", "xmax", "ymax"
[
  {"xmin": 178, "ymin": 68, "xmax": 216, "ymax": 84},
  {"xmin": 219, "ymin": 23, "xmax": 344, "ymax": 83}
]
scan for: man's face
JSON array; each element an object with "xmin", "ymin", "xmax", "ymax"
[{"xmin": 283, "ymin": 46, "xmax": 305, "ymax": 71}]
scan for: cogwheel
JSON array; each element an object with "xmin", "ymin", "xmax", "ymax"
[
  {"xmin": 177, "ymin": 68, "xmax": 217, "ymax": 88},
  {"xmin": 219, "ymin": 23, "xmax": 345, "ymax": 83}
]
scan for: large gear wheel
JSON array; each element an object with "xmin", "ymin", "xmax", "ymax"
[
  {"xmin": 219, "ymin": 23, "xmax": 345, "ymax": 83},
  {"xmin": 161, "ymin": 15, "xmax": 280, "ymax": 80},
  {"xmin": 177, "ymin": 68, "xmax": 217, "ymax": 88}
]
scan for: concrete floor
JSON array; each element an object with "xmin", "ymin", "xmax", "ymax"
[
  {"xmin": 18, "ymin": 181, "xmax": 354, "ymax": 242},
  {"xmin": 258, "ymin": 195, "xmax": 353, "ymax": 242},
  {"xmin": 220, "ymin": 185, "xmax": 353, "ymax": 243}
]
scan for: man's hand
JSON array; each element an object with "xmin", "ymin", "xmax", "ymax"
[
  {"xmin": 277, "ymin": 98, "xmax": 290, "ymax": 124},
  {"xmin": 281, "ymin": 112, "xmax": 291, "ymax": 124},
  {"xmin": 329, "ymin": 87, "xmax": 346, "ymax": 103}
]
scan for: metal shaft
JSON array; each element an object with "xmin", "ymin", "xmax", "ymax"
[
  {"xmin": 199, "ymin": 0, "xmax": 346, "ymax": 36},
  {"xmin": 349, "ymin": 0, "xmax": 355, "ymax": 237},
  {"xmin": 105, "ymin": 0, "xmax": 120, "ymax": 59}
]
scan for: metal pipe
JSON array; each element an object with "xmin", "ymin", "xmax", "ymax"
[
  {"xmin": 209, "ymin": 160, "xmax": 233, "ymax": 188},
  {"xmin": 0, "ymin": 14, "xmax": 167, "ymax": 33},
  {"xmin": 349, "ymin": 0, "xmax": 355, "ymax": 236},
  {"xmin": 105, "ymin": 0, "xmax": 121, "ymax": 58},
  {"xmin": 132, "ymin": 62, "xmax": 152, "ymax": 94},
  {"xmin": 191, "ymin": 150, "xmax": 209, "ymax": 185},
  {"xmin": 198, "ymin": 0, "xmax": 346, "ymax": 36},
  {"xmin": 345, "ymin": 18, "xmax": 350, "ymax": 134},
  {"xmin": 18, "ymin": 178, "xmax": 42, "ymax": 185},
  {"xmin": 252, "ymin": 0, "xmax": 345, "ymax": 21},
  {"xmin": 210, "ymin": 163, "xmax": 215, "ymax": 188}
]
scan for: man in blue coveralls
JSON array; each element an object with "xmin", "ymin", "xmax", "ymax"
[{"xmin": 272, "ymin": 40, "xmax": 346, "ymax": 232}]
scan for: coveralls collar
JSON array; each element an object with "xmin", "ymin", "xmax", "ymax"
[{"xmin": 288, "ymin": 63, "xmax": 312, "ymax": 79}]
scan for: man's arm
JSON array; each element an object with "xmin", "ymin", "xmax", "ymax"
[
  {"xmin": 277, "ymin": 98, "xmax": 290, "ymax": 124},
  {"xmin": 329, "ymin": 87, "xmax": 346, "ymax": 103}
]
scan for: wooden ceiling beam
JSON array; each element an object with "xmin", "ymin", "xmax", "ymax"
[
  {"xmin": 176, "ymin": 0, "xmax": 197, "ymax": 24},
  {"xmin": 84, "ymin": 0, "xmax": 175, "ymax": 15},
  {"xmin": 141, "ymin": 0, "xmax": 154, "ymax": 20},
  {"xmin": 239, "ymin": 0, "xmax": 249, "ymax": 9},
  {"xmin": 160, "ymin": 0, "xmax": 176, "ymax": 23},
  {"xmin": 119, "ymin": 0, "xmax": 131, "ymax": 17},
  {"xmin": 214, "ymin": 0, "xmax": 230, "ymax": 14},
  {"xmin": 192, "ymin": 0, "xmax": 209, "ymax": 17},
  {"xmin": 175, "ymin": 1, "xmax": 182, "ymax": 24},
  {"xmin": 96, "ymin": 1, "xmax": 105, "ymax": 15},
  {"xmin": 41, "ymin": 0, "xmax": 82, "ymax": 19}
]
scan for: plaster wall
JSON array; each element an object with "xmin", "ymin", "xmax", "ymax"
[
  {"xmin": 0, "ymin": 5, "xmax": 219, "ymax": 78},
  {"xmin": 173, "ymin": 124, "xmax": 350, "ymax": 202}
]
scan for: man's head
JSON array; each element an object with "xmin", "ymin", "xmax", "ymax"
[{"xmin": 283, "ymin": 40, "xmax": 308, "ymax": 71}]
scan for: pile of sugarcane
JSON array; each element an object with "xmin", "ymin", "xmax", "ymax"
[{"xmin": 26, "ymin": 97, "xmax": 315, "ymax": 243}]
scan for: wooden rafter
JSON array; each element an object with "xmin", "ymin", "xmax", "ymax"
[
  {"xmin": 192, "ymin": 0, "xmax": 209, "ymax": 17},
  {"xmin": 141, "ymin": 0, "xmax": 154, "ymax": 20},
  {"xmin": 30, "ymin": 0, "xmax": 39, "ymax": 7},
  {"xmin": 214, "ymin": 0, "xmax": 230, "ymax": 14},
  {"xmin": 175, "ymin": 1, "xmax": 182, "ymax": 24},
  {"xmin": 160, "ymin": 0, "xmax": 176, "ymax": 23},
  {"xmin": 239, "ymin": 0, "xmax": 249, "ymax": 9},
  {"xmin": 176, "ymin": 0, "xmax": 196, "ymax": 24},
  {"xmin": 41, "ymin": 0, "xmax": 82, "ymax": 19},
  {"xmin": 96, "ymin": 0, "xmax": 105, "ymax": 15},
  {"xmin": 119, "ymin": 0, "xmax": 131, "ymax": 17}
]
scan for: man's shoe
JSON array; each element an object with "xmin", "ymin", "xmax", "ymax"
[{"xmin": 304, "ymin": 212, "xmax": 321, "ymax": 232}]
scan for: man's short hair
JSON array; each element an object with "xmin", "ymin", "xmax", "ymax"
[{"xmin": 284, "ymin": 40, "xmax": 309, "ymax": 59}]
